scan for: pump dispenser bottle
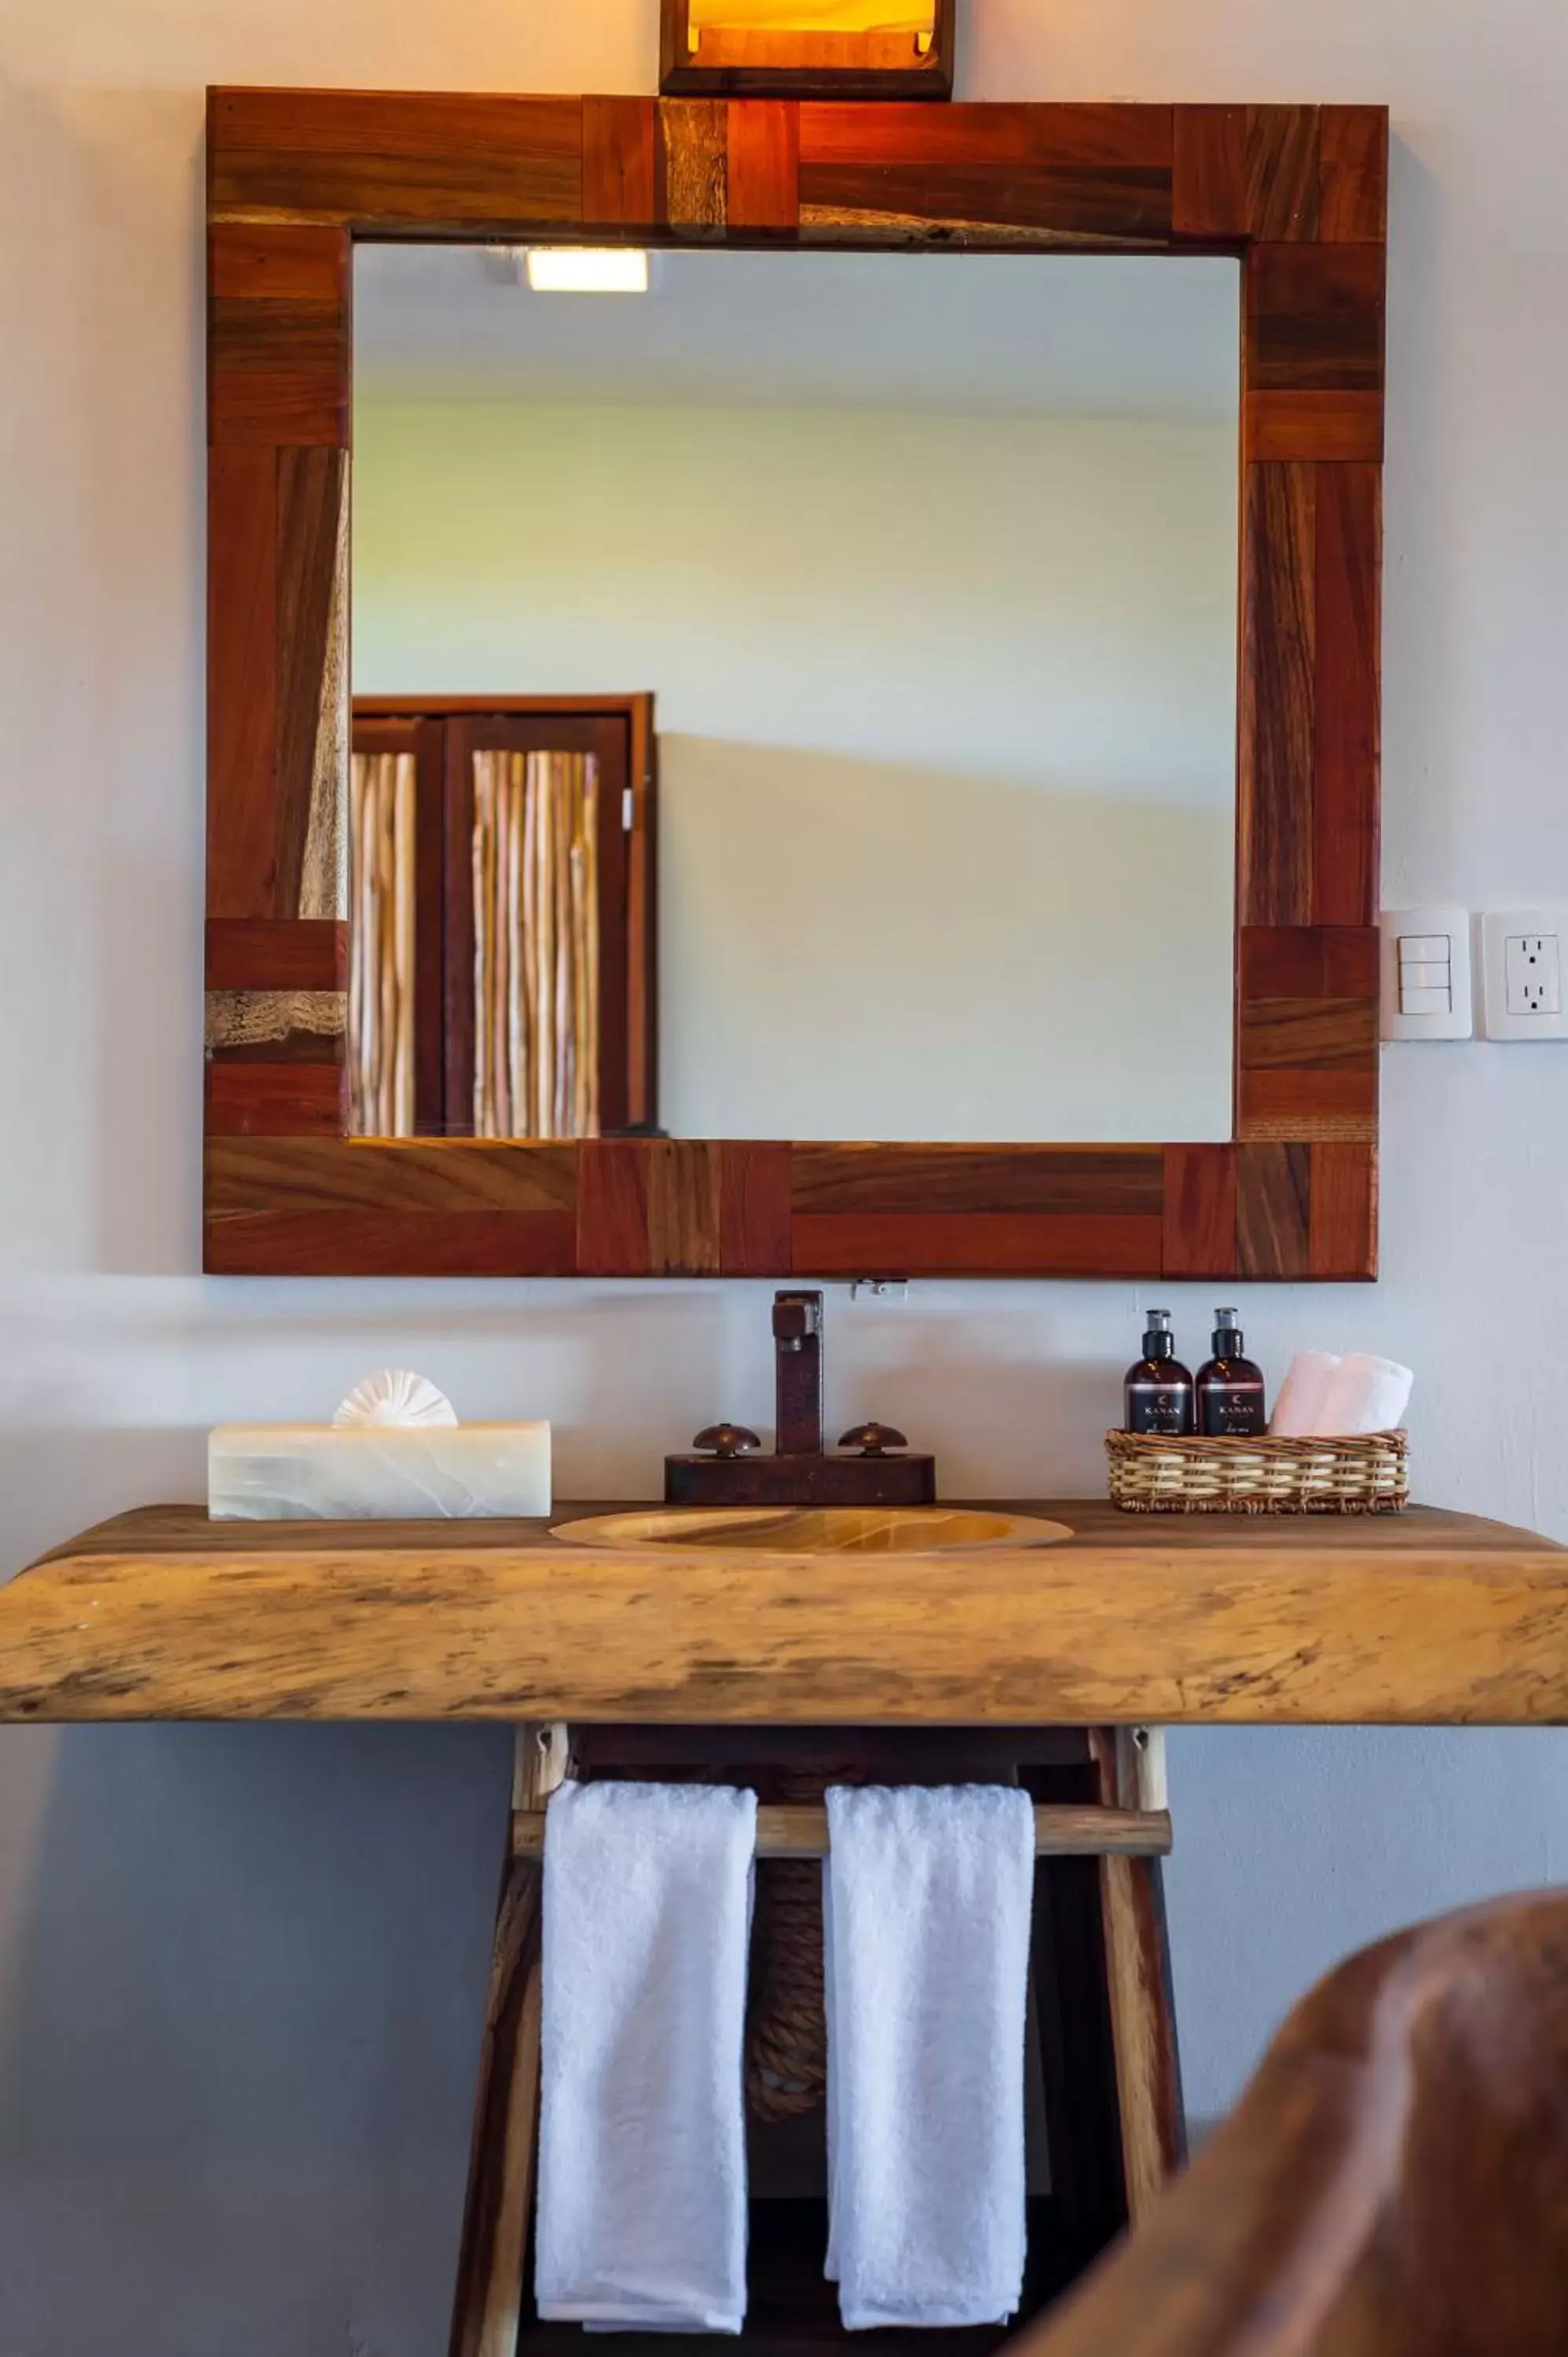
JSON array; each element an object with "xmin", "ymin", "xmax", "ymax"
[
  {"xmin": 1123, "ymin": 1310, "xmax": 1195, "ymax": 1435},
  {"xmin": 1196, "ymin": 1309, "xmax": 1267, "ymax": 1436}
]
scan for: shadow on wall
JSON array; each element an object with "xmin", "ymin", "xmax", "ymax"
[
  {"xmin": 658, "ymin": 737, "xmax": 1235, "ymax": 1143},
  {"xmin": 0, "ymin": 1717, "xmax": 511, "ymax": 2357}
]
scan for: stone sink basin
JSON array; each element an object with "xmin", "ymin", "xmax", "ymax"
[{"xmin": 551, "ymin": 1505, "xmax": 1074, "ymax": 1555}]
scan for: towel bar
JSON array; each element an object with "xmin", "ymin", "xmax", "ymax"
[{"xmin": 511, "ymin": 1799, "xmax": 1172, "ymax": 1861}]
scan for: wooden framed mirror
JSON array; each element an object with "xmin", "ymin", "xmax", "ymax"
[{"xmin": 204, "ymin": 92, "xmax": 1386, "ymax": 1281}]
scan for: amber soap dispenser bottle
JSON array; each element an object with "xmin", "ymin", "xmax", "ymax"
[
  {"xmin": 1123, "ymin": 1310, "xmax": 1195, "ymax": 1435},
  {"xmin": 1196, "ymin": 1309, "xmax": 1268, "ymax": 1436}
]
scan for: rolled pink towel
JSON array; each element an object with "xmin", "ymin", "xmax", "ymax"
[
  {"xmin": 1313, "ymin": 1353, "xmax": 1413, "ymax": 1436},
  {"xmin": 1269, "ymin": 1351, "xmax": 1341, "ymax": 1436}
]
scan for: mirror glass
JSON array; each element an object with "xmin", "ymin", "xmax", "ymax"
[{"xmin": 351, "ymin": 246, "xmax": 1240, "ymax": 1144}]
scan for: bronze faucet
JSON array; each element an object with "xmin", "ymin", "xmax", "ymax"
[{"xmin": 664, "ymin": 1290, "xmax": 937, "ymax": 1508}]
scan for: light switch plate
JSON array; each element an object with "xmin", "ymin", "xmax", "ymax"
[
  {"xmin": 1479, "ymin": 908, "xmax": 1568, "ymax": 1039},
  {"xmin": 1379, "ymin": 906, "xmax": 1473, "ymax": 1039}
]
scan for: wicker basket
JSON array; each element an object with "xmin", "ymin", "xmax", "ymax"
[{"xmin": 1106, "ymin": 1428, "xmax": 1409, "ymax": 1515}]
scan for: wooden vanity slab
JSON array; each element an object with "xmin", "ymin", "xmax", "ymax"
[{"xmin": 0, "ymin": 1501, "xmax": 1563, "ymax": 1726}]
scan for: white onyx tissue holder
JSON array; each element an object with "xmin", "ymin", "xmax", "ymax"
[{"xmin": 209, "ymin": 1371, "xmax": 551, "ymax": 1521}]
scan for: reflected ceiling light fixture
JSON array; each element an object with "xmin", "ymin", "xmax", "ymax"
[{"xmin": 522, "ymin": 247, "xmax": 651, "ymax": 295}]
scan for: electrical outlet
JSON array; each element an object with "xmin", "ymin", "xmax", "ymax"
[
  {"xmin": 1480, "ymin": 910, "xmax": 1568, "ymax": 1039},
  {"xmin": 1505, "ymin": 933, "xmax": 1562, "ymax": 1016}
]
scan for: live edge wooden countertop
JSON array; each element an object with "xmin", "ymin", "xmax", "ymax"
[{"xmin": 0, "ymin": 1501, "xmax": 1564, "ymax": 1728}]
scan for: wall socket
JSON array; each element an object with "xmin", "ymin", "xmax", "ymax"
[{"xmin": 1480, "ymin": 910, "xmax": 1568, "ymax": 1039}]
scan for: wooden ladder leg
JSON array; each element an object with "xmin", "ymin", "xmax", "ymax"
[
  {"xmin": 449, "ymin": 1724, "xmax": 571, "ymax": 2357},
  {"xmin": 1090, "ymin": 1727, "xmax": 1186, "ymax": 2224}
]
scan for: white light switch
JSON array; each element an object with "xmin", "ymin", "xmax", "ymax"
[
  {"xmin": 1480, "ymin": 910, "xmax": 1568, "ymax": 1039},
  {"xmin": 1379, "ymin": 906, "xmax": 1473, "ymax": 1039}
]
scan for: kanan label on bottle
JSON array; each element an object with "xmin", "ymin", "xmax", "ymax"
[
  {"xmin": 1197, "ymin": 1380, "xmax": 1266, "ymax": 1437},
  {"xmin": 1127, "ymin": 1381, "xmax": 1192, "ymax": 1436}
]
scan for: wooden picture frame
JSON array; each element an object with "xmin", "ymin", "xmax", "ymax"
[
  {"xmin": 205, "ymin": 90, "xmax": 1387, "ymax": 1281},
  {"xmin": 659, "ymin": 1, "xmax": 957, "ymax": 101}
]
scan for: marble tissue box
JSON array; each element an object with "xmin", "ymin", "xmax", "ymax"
[{"xmin": 209, "ymin": 1371, "xmax": 551, "ymax": 1521}]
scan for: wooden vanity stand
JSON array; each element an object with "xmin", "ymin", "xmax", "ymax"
[{"xmin": 4, "ymin": 1500, "xmax": 1565, "ymax": 2355}]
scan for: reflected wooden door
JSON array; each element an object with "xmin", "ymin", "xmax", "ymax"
[{"xmin": 350, "ymin": 698, "xmax": 656, "ymax": 1139}]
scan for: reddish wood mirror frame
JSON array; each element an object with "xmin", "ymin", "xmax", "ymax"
[{"xmin": 205, "ymin": 90, "xmax": 1386, "ymax": 1282}]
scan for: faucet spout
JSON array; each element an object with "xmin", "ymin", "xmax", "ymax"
[{"xmin": 773, "ymin": 1290, "xmax": 824, "ymax": 1456}]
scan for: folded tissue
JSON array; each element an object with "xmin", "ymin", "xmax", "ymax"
[{"xmin": 209, "ymin": 1371, "xmax": 551, "ymax": 1520}]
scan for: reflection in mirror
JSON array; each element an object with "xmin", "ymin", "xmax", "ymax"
[{"xmin": 352, "ymin": 247, "xmax": 1240, "ymax": 1144}]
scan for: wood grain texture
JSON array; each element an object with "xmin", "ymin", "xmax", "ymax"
[
  {"xmin": 725, "ymin": 98, "xmax": 800, "ymax": 232},
  {"xmin": 793, "ymin": 1213, "xmax": 1164, "ymax": 1278},
  {"xmin": 449, "ymin": 1727, "xmax": 569, "ymax": 2357},
  {"xmin": 203, "ymin": 1211, "xmax": 577, "ymax": 1277},
  {"xmin": 1020, "ymin": 1893, "xmax": 1568, "ymax": 2357},
  {"xmin": 1173, "ymin": 106, "xmax": 1321, "ymax": 243},
  {"xmin": 647, "ymin": 1139, "xmax": 724, "ymax": 1275},
  {"xmin": 1237, "ymin": 979, "xmax": 1378, "ymax": 1069},
  {"xmin": 1099, "ymin": 1853, "xmax": 1185, "ymax": 2217},
  {"xmin": 275, "ymin": 445, "xmax": 347, "ymax": 918},
  {"xmin": 208, "ymin": 88, "xmax": 583, "ymax": 230},
  {"xmin": 1171, "ymin": 104, "xmax": 1247, "ymax": 240},
  {"xmin": 1313, "ymin": 462, "xmax": 1381, "ymax": 926},
  {"xmin": 1236, "ymin": 1071, "xmax": 1375, "ymax": 1144},
  {"xmin": 792, "ymin": 1145, "xmax": 1164, "ymax": 1219},
  {"xmin": 1309, "ymin": 1141, "xmax": 1378, "ymax": 1280},
  {"xmin": 799, "ymin": 104, "xmax": 1174, "ymax": 246},
  {"xmin": 1319, "ymin": 104, "xmax": 1389, "ymax": 244},
  {"xmin": 205, "ymin": 988, "xmax": 345, "ymax": 1054},
  {"xmin": 1241, "ymin": 107, "xmax": 1321, "ymax": 242},
  {"xmin": 719, "ymin": 1142, "xmax": 793, "ymax": 1275},
  {"xmin": 581, "ymin": 95, "xmax": 658, "ymax": 229},
  {"xmin": 510, "ymin": 1801, "xmax": 1174, "ymax": 1860},
  {"xmin": 1240, "ymin": 926, "xmax": 1379, "ymax": 999},
  {"xmin": 205, "ymin": 1061, "xmax": 346, "ymax": 1138},
  {"xmin": 4, "ymin": 1501, "xmax": 1563, "ymax": 1727},
  {"xmin": 1236, "ymin": 1142, "xmax": 1312, "ymax": 1280},
  {"xmin": 1244, "ymin": 389, "xmax": 1383, "ymax": 462},
  {"xmin": 1162, "ymin": 1146, "xmax": 1238, "ymax": 1279},
  {"xmin": 208, "ymin": 223, "xmax": 349, "ymax": 446},
  {"xmin": 657, "ymin": 98, "xmax": 729, "ymax": 235},
  {"xmin": 206, "ymin": 1137, "xmax": 577, "ymax": 1215},
  {"xmin": 1247, "ymin": 244, "xmax": 1385, "ymax": 393},
  {"xmin": 1238, "ymin": 917, "xmax": 1377, "ymax": 1145},
  {"xmin": 448, "ymin": 1858, "xmax": 543, "ymax": 2357},
  {"xmin": 1088, "ymin": 1726, "xmax": 1186, "ymax": 2222},
  {"xmin": 207, "ymin": 446, "xmax": 279, "ymax": 918},
  {"xmin": 206, "ymin": 917, "xmax": 348, "ymax": 991},
  {"xmin": 575, "ymin": 1139, "xmax": 650, "ymax": 1275},
  {"xmin": 1240, "ymin": 461, "xmax": 1316, "ymax": 926}
]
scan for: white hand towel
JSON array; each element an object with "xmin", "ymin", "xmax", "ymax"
[
  {"xmin": 822, "ymin": 1784, "xmax": 1035, "ymax": 2331},
  {"xmin": 1269, "ymin": 1351, "xmax": 1342, "ymax": 1435},
  {"xmin": 536, "ymin": 1780, "xmax": 758, "ymax": 2334},
  {"xmin": 1313, "ymin": 1351, "xmax": 1413, "ymax": 1435}
]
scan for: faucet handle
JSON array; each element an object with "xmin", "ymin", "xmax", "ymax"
[
  {"xmin": 692, "ymin": 1423, "xmax": 762, "ymax": 1459},
  {"xmin": 838, "ymin": 1421, "xmax": 910, "ymax": 1459},
  {"xmin": 772, "ymin": 1290, "xmax": 822, "ymax": 1351}
]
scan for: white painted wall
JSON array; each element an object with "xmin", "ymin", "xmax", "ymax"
[
  {"xmin": 3, "ymin": 4, "xmax": 1568, "ymax": 2347},
  {"xmin": 354, "ymin": 399, "xmax": 1237, "ymax": 1142}
]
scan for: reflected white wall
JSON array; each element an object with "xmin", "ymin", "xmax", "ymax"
[{"xmin": 354, "ymin": 403, "xmax": 1238, "ymax": 1140}]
